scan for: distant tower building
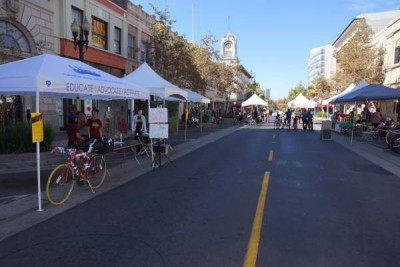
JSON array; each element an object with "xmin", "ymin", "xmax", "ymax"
[
  {"xmin": 220, "ymin": 33, "xmax": 238, "ymax": 65},
  {"xmin": 264, "ymin": 89, "xmax": 270, "ymax": 98},
  {"xmin": 307, "ymin": 44, "xmax": 335, "ymax": 85}
]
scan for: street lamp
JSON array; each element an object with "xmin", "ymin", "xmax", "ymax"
[{"xmin": 70, "ymin": 16, "xmax": 90, "ymax": 61}]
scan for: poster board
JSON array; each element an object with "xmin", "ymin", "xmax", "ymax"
[
  {"xmin": 321, "ymin": 120, "xmax": 332, "ymax": 140},
  {"xmin": 149, "ymin": 108, "xmax": 168, "ymax": 123},
  {"xmin": 149, "ymin": 123, "xmax": 169, "ymax": 138}
]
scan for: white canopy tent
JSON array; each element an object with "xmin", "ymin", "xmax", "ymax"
[
  {"xmin": 123, "ymin": 62, "xmax": 189, "ymax": 141},
  {"xmin": 0, "ymin": 54, "xmax": 150, "ymax": 211},
  {"xmin": 322, "ymin": 84, "xmax": 356, "ymax": 105},
  {"xmin": 287, "ymin": 93, "xmax": 315, "ymax": 109},
  {"xmin": 241, "ymin": 93, "xmax": 269, "ymax": 107},
  {"xmin": 323, "ymin": 80, "xmax": 368, "ymax": 105},
  {"xmin": 184, "ymin": 88, "xmax": 210, "ymax": 104},
  {"xmin": 123, "ymin": 62, "xmax": 188, "ymax": 100}
]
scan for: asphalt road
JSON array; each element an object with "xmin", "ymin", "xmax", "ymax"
[{"xmin": 0, "ymin": 126, "xmax": 400, "ymax": 267}]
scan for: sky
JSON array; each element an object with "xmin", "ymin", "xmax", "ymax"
[{"xmin": 131, "ymin": 0, "xmax": 400, "ymax": 100}]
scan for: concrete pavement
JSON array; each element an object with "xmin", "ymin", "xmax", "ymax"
[{"xmin": 0, "ymin": 119, "xmax": 399, "ymax": 242}]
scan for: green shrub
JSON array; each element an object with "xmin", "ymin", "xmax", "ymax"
[
  {"xmin": 0, "ymin": 123, "xmax": 53, "ymax": 154},
  {"xmin": 315, "ymin": 112, "xmax": 328, "ymax": 118}
]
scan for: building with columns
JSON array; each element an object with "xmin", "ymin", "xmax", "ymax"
[{"xmin": 0, "ymin": 0, "xmax": 156, "ymax": 133}]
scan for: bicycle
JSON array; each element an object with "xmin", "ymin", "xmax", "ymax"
[
  {"xmin": 46, "ymin": 138, "xmax": 113, "ymax": 205},
  {"xmin": 385, "ymin": 129, "xmax": 400, "ymax": 147},
  {"xmin": 274, "ymin": 118, "xmax": 281, "ymax": 129}
]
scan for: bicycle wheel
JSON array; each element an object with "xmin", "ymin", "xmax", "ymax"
[
  {"xmin": 46, "ymin": 164, "xmax": 75, "ymax": 205},
  {"xmin": 87, "ymin": 155, "xmax": 107, "ymax": 189},
  {"xmin": 385, "ymin": 131, "xmax": 392, "ymax": 145}
]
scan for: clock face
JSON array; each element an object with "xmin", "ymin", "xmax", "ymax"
[{"xmin": 224, "ymin": 41, "xmax": 232, "ymax": 49}]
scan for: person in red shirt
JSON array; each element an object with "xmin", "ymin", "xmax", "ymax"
[
  {"xmin": 86, "ymin": 108, "xmax": 103, "ymax": 138},
  {"xmin": 66, "ymin": 114, "xmax": 84, "ymax": 148}
]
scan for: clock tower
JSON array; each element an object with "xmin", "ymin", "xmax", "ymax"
[{"xmin": 221, "ymin": 33, "xmax": 238, "ymax": 65}]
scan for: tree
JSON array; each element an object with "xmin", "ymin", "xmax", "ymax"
[
  {"xmin": 245, "ymin": 81, "xmax": 265, "ymax": 99},
  {"xmin": 288, "ymin": 82, "xmax": 307, "ymax": 100},
  {"xmin": 308, "ymin": 76, "xmax": 332, "ymax": 99},
  {"xmin": 214, "ymin": 62, "xmax": 235, "ymax": 96},
  {"xmin": 274, "ymin": 98, "xmax": 288, "ymax": 111},
  {"xmin": 333, "ymin": 20, "xmax": 386, "ymax": 89}
]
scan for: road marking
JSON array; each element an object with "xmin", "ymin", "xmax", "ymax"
[
  {"xmin": 272, "ymin": 134, "xmax": 275, "ymax": 139},
  {"xmin": 268, "ymin": 150, "xmax": 273, "ymax": 161},
  {"xmin": 243, "ymin": 172, "xmax": 270, "ymax": 267}
]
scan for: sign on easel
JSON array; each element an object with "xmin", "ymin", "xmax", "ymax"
[
  {"xmin": 321, "ymin": 120, "xmax": 332, "ymax": 140},
  {"xmin": 149, "ymin": 108, "xmax": 169, "ymax": 138},
  {"xmin": 149, "ymin": 108, "xmax": 168, "ymax": 123},
  {"xmin": 149, "ymin": 123, "xmax": 169, "ymax": 138}
]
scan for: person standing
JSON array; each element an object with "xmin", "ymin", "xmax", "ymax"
[
  {"xmin": 131, "ymin": 108, "xmax": 147, "ymax": 136},
  {"xmin": 306, "ymin": 111, "xmax": 313, "ymax": 131},
  {"xmin": 86, "ymin": 108, "xmax": 103, "ymax": 138},
  {"xmin": 301, "ymin": 109, "xmax": 307, "ymax": 130},
  {"xmin": 76, "ymin": 111, "xmax": 87, "ymax": 137},
  {"xmin": 66, "ymin": 114, "xmax": 84, "ymax": 148},
  {"xmin": 371, "ymin": 108, "xmax": 382, "ymax": 128},
  {"xmin": 285, "ymin": 108, "xmax": 292, "ymax": 130}
]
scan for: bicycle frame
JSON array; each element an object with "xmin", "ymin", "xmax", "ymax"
[{"xmin": 52, "ymin": 140, "xmax": 99, "ymax": 193}]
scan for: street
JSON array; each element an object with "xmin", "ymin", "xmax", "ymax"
[{"xmin": 1, "ymin": 125, "xmax": 400, "ymax": 266}]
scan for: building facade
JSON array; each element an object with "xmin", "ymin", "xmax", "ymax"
[
  {"xmin": 0, "ymin": 0, "xmax": 156, "ymax": 134},
  {"xmin": 0, "ymin": 0, "xmax": 56, "ymax": 128},
  {"xmin": 307, "ymin": 44, "xmax": 335, "ymax": 85}
]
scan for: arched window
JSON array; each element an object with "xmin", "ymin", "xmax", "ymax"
[{"xmin": 0, "ymin": 20, "xmax": 31, "ymax": 53}]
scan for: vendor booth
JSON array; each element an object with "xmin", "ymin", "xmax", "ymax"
[
  {"xmin": 333, "ymin": 82, "xmax": 400, "ymax": 144},
  {"xmin": 0, "ymin": 54, "xmax": 150, "ymax": 211}
]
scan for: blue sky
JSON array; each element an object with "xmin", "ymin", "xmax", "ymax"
[{"xmin": 132, "ymin": 0, "xmax": 400, "ymax": 100}]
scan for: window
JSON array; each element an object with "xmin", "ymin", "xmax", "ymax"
[
  {"xmin": 91, "ymin": 17, "xmax": 107, "ymax": 49},
  {"xmin": 71, "ymin": 7, "xmax": 83, "ymax": 28},
  {"xmin": 113, "ymin": 27, "xmax": 121, "ymax": 54},
  {"xmin": 128, "ymin": 34, "xmax": 136, "ymax": 59},
  {"xmin": 140, "ymin": 41, "xmax": 149, "ymax": 62},
  {"xmin": 0, "ymin": 21, "xmax": 30, "ymax": 53}
]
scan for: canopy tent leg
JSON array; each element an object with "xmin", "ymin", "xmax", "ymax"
[
  {"xmin": 350, "ymin": 101, "xmax": 356, "ymax": 145},
  {"xmin": 148, "ymin": 98, "xmax": 154, "ymax": 161},
  {"xmin": 36, "ymin": 90, "xmax": 42, "ymax": 211}
]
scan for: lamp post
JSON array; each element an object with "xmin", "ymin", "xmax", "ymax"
[{"xmin": 70, "ymin": 16, "xmax": 90, "ymax": 61}]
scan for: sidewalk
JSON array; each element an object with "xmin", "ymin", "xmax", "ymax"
[
  {"xmin": 0, "ymin": 119, "xmax": 239, "ymax": 242},
  {"xmin": 0, "ymin": 119, "xmax": 399, "ymax": 242}
]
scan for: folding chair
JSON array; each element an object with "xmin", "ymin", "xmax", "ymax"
[{"xmin": 136, "ymin": 134, "xmax": 151, "ymax": 157}]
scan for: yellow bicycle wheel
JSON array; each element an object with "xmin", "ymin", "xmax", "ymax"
[
  {"xmin": 86, "ymin": 155, "xmax": 107, "ymax": 189},
  {"xmin": 46, "ymin": 163, "xmax": 75, "ymax": 205}
]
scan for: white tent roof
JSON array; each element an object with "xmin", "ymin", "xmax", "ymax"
[
  {"xmin": 330, "ymin": 80, "xmax": 369, "ymax": 103},
  {"xmin": 0, "ymin": 54, "xmax": 149, "ymax": 100},
  {"xmin": 322, "ymin": 83, "xmax": 356, "ymax": 105},
  {"xmin": 287, "ymin": 93, "xmax": 315, "ymax": 109},
  {"xmin": 123, "ymin": 62, "xmax": 187, "ymax": 100},
  {"xmin": 322, "ymin": 80, "xmax": 368, "ymax": 105},
  {"xmin": 241, "ymin": 94, "xmax": 269, "ymax": 107},
  {"xmin": 184, "ymin": 88, "xmax": 210, "ymax": 103}
]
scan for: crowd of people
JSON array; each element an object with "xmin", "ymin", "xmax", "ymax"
[{"xmin": 274, "ymin": 109, "xmax": 314, "ymax": 131}]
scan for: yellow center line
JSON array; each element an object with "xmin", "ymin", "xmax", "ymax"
[
  {"xmin": 243, "ymin": 172, "xmax": 270, "ymax": 267},
  {"xmin": 268, "ymin": 150, "xmax": 273, "ymax": 161}
]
